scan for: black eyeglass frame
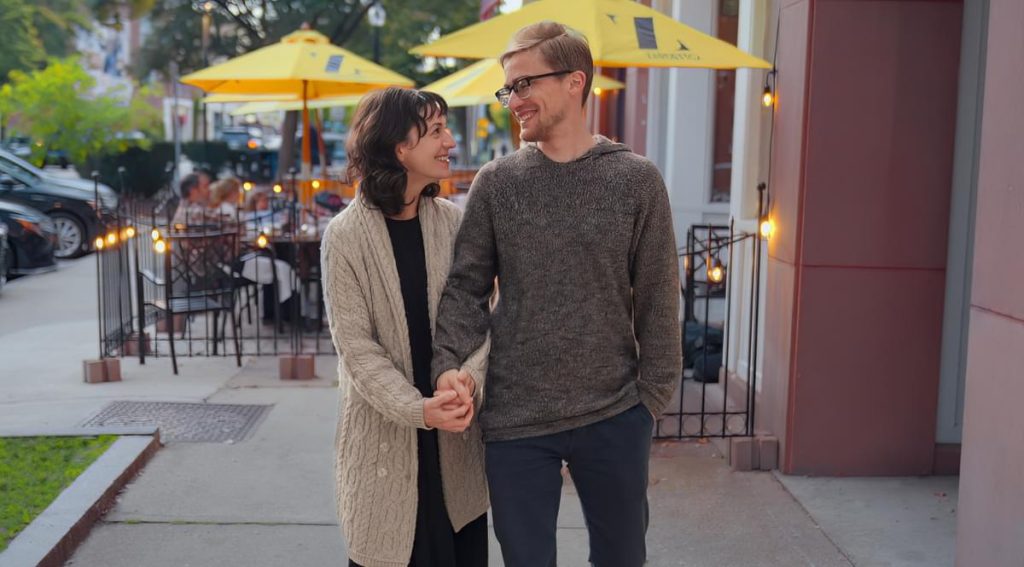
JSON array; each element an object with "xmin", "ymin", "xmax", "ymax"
[{"xmin": 494, "ymin": 70, "xmax": 573, "ymax": 107}]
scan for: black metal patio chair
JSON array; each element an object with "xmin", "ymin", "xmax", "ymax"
[{"xmin": 141, "ymin": 229, "xmax": 242, "ymax": 374}]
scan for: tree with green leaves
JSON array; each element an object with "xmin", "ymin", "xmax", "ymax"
[
  {"xmin": 0, "ymin": 0, "xmax": 46, "ymax": 82},
  {"xmin": 136, "ymin": 0, "xmax": 480, "ymax": 175},
  {"xmin": 136, "ymin": 0, "xmax": 479, "ymax": 84},
  {"xmin": 0, "ymin": 58, "xmax": 162, "ymax": 166},
  {"xmin": 30, "ymin": 0, "xmax": 94, "ymax": 59}
]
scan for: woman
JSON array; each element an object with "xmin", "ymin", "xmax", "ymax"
[
  {"xmin": 321, "ymin": 88, "xmax": 489, "ymax": 567},
  {"xmin": 208, "ymin": 177, "xmax": 242, "ymax": 218}
]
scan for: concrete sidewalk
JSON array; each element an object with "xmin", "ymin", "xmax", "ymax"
[
  {"xmin": 56, "ymin": 355, "xmax": 851, "ymax": 567},
  {"xmin": 0, "ymin": 259, "xmax": 954, "ymax": 566}
]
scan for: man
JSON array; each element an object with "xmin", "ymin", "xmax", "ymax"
[
  {"xmin": 433, "ymin": 22, "xmax": 682, "ymax": 567},
  {"xmin": 171, "ymin": 170, "xmax": 211, "ymax": 228}
]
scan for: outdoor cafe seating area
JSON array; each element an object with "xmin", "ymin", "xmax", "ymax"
[{"xmin": 94, "ymin": 168, "xmax": 479, "ymax": 374}]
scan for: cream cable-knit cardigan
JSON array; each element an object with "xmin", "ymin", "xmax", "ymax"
[{"xmin": 321, "ymin": 194, "xmax": 489, "ymax": 567}]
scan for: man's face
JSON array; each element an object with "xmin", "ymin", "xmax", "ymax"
[
  {"xmin": 502, "ymin": 50, "xmax": 571, "ymax": 143},
  {"xmin": 397, "ymin": 112, "xmax": 456, "ymax": 184},
  {"xmin": 195, "ymin": 173, "xmax": 211, "ymax": 203}
]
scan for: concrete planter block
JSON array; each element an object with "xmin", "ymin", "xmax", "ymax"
[
  {"xmin": 83, "ymin": 360, "xmax": 107, "ymax": 384},
  {"xmin": 103, "ymin": 358, "xmax": 122, "ymax": 382},
  {"xmin": 122, "ymin": 333, "xmax": 151, "ymax": 356},
  {"xmin": 729, "ymin": 437, "xmax": 758, "ymax": 471},
  {"xmin": 279, "ymin": 354, "xmax": 316, "ymax": 380},
  {"xmin": 757, "ymin": 436, "xmax": 779, "ymax": 471},
  {"xmin": 155, "ymin": 314, "xmax": 186, "ymax": 334}
]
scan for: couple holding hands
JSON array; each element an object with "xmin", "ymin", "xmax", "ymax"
[{"xmin": 322, "ymin": 21, "xmax": 681, "ymax": 567}]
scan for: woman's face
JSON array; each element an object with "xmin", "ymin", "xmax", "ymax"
[{"xmin": 396, "ymin": 112, "xmax": 456, "ymax": 185}]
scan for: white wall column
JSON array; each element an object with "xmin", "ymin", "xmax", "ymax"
[
  {"xmin": 649, "ymin": 1, "xmax": 727, "ymax": 244},
  {"xmin": 725, "ymin": 0, "xmax": 773, "ymax": 384}
]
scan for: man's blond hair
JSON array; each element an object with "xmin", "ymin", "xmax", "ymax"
[{"xmin": 499, "ymin": 21, "xmax": 594, "ymax": 107}]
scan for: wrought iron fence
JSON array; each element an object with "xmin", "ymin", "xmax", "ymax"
[
  {"xmin": 95, "ymin": 170, "xmax": 765, "ymax": 438},
  {"xmin": 94, "ymin": 172, "xmax": 335, "ymax": 365},
  {"xmin": 94, "ymin": 171, "xmax": 137, "ymax": 359},
  {"xmin": 655, "ymin": 219, "xmax": 764, "ymax": 440}
]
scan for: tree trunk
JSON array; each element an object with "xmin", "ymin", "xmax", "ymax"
[{"xmin": 277, "ymin": 110, "xmax": 298, "ymax": 178}]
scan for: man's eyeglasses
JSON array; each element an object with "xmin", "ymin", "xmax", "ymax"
[{"xmin": 495, "ymin": 70, "xmax": 573, "ymax": 108}]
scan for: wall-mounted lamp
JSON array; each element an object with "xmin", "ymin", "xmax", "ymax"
[
  {"xmin": 762, "ymin": 68, "xmax": 777, "ymax": 108},
  {"xmin": 759, "ymin": 217, "xmax": 775, "ymax": 240}
]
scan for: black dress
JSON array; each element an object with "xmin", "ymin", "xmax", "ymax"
[{"xmin": 350, "ymin": 215, "xmax": 487, "ymax": 567}]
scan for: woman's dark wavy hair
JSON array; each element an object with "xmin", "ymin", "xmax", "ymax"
[{"xmin": 346, "ymin": 88, "xmax": 449, "ymax": 217}]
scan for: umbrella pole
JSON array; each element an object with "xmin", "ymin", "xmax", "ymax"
[{"xmin": 301, "ymin": 80, "xmax": 312, "ymax": 179}]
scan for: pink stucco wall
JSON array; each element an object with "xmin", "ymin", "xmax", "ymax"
[
  {"xmin": 762, "ymin": 0, "xmax": 962, "ymax": 475},
  {"xmin": 955, "ymin": 0, "xmax": 1024, "ymax": 562}
]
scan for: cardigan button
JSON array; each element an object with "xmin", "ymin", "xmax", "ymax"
[
  {"xmin": 378, "ymin": 467, "xmax": 387, "ymax": 477},
  {"xmin": 380, "ymin": 442, "xmax": 389, "ymax": 451},
  {"xmin": 462, "ymin": 432, "xmax": 469, "ymax": 441}
]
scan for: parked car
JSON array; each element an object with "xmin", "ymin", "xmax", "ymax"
[
  {"xmin": 1, "ymin": 136, "xmax": 70, "ymax": 167},
  {"xmin": 1, "ymin": 136, "xmax": 32, "ymax": 159},
  {"xmin": 294, "ymin": 131, "xmax": 348, "ymax": 177},
  {"xmin": 0, "ymin": 222, "xmax": 8, "ymax": 291},
  {"xmin": 0, "ymin": 149, "xmax": 118, "ymax": 258},
  {"xmin": 220, "ymin": 126, "xmax": 267, "ymax": 151},
  {"xmin": 0, "ymin": 199, "xmax": 57, "ymax": 276}
]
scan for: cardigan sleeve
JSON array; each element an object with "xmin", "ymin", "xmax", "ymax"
[
  {"xmin": 460, "ymin": 337, "xmax": 489, "ymax": 408},
  {"xmin": 321, "ymin": 224, "xmax": 428, "ymax": 430}
]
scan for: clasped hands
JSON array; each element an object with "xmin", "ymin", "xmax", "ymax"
[{"xmin": 424, "ymin": 369, "xmax": 476, "ymax": 433}]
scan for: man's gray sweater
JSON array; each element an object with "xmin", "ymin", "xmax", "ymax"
[{"xmin": 433, "ymin": 136, "xmax": 682, "ymax": 442}]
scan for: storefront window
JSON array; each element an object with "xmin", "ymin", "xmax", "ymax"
[{"xmin": 711, "ymin": 0, "xmax": 739, "ymax": 203}]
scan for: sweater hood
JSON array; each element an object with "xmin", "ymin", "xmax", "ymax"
[{"xmin": 524, "ymin": 135, "xmax": 632, "ymax": 163}]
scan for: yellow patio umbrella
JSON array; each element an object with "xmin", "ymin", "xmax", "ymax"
[
  {"xmin": 410, "ymin": 0, "xmax": 770, "ymax": 69},
  {"xmin": 202, "ymin": 93, "xmax": 296, "ymax": 105},
  {"xmin": 182, "ymin": 28, "xmax": 414, "ymax": 175},
  {"xmin": 230, "ymin": 95, "xmax": 366, "ymax": 117},
  {"xmin": 422, "ymin": 58, "xmax": 624, "ymax": 107}
]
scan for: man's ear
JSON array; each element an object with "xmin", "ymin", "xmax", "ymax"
[{"xmin": 569, "ymin": 70, "xmax": 586, "ymax": 96}]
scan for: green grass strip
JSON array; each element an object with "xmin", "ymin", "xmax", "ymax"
[{"xmin": 0, "ymin": 435, "xmax": 117, "ymax": 551}]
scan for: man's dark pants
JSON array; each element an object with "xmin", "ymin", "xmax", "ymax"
[{"xmin": 485, "ymin": 403, "xmax": 654, "ymax": 567}]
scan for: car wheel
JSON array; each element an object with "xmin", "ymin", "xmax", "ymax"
[
  {"xmin": 0, "ymin": 244, "xmax": 7, "ymax": 290},
  {"xmin": 5, "ymin": 241, "xmax": 16, "ymax": 279},
  {"xmin": 50, "ymin": 212, "xmax": 86, "ymax": 259}
]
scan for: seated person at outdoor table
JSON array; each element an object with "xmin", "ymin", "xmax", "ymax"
[
  {"xmin": 171, "ymin": 171, "xmax": 213, "ymax": 229},
  {"xmin": 240, "ymin": 188, "xmax": 280, "ymax": 233},
  {"xmin": 245, "ymin": 187, "xmax": 270, "ymax": 214},
  {"xmin": 209, "ymin": 177, "xmax": 242, "ymax": 218}
]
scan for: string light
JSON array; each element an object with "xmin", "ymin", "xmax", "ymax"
[
  {"xmin": 154, "ymin": 239, "xmax": 167, "ymax": 254},
  {"xmin": 593, "ymin": 87, "xmax": 603, "ymax": 96},
  {"xmin": 125, "ymin": 227, "xmax": 136, "ymax": 238},
  {"xmin": 707, "ymin": 258, "xmax": 725, "ymax": 284},
  {"xmin": 94, "ymin": 237, "xmax": 105, "ymax": 250},
  {"xmin": 106, "ymin": 232, "xmax": 117, "ymax": 245},
  {"xmin": 151, "ymin": 228, "xmax": 161, "ymax": 241},
  {"xmin": 256, "ymin": 234, "xmax": 269, "ymax": 249},
  {"xmin": 243, "ymin": 181, "xmax": 254, "ymax": 191},
  {"xmin": 762, "ymin": 85, "xmax": 774, "ymax": 108},
  {"xmin": 759, "ymin": 217, "xmax": 775, "ymax": 240},
  {"xmin": 273, "ymin": 184, "xmax": 283, "ymax": 194},
  {"xmin": 312, "ymin": 180, "xmax": 321, "ymax": 190}
]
